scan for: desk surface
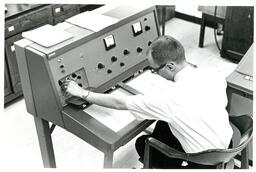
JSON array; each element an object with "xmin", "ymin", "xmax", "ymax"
[{"xmin": 226, "ymin": 44, "xmax": 253, "ymax": 95}]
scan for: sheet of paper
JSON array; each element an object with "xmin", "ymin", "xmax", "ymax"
[
  {"xmin": 66, "ymin": 12, "xmax": 119, "ymax": 32},
  {"xmin": 83, "ymin": 88, "xmax": 135, "ymax": 132},
  {"xmin": 22, "ymin": 24, "xmax": 74, "ymax": 48},
  {"xmin": 126, "ymin": 70, "xmax": 175, "ymax": 96}
]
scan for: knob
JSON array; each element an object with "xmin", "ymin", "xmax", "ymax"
[
  {"xmin": 123, "ymin": 49, "xmax": 130, "ymax": 55},
  {"xmin": 60, "ymin": 64, "xmax": 64, "ymax": 69},
  {"xmin": 111, "ymin": 56, "xmax": 117, "ymax": 62},
  {"xmin": 145, "ymin": 25, "xmax": 151, "ymax": 31},
  {"xmin": 58, "ymin": 80, "xmax": 63, "ymax": 86},
  {"xmin": 148, "ymin": 41, "xmax": 152, "ymax": 46},
  {"xmin": 97, "ymin": 63, "xmax": 105, "ymax": 69},
  {"xmin": 137, "ymin": 47, "xmax": 143, "ymax": 53},
  {"xmin": 71, "ymin": 73, "xmax": 77, "ymax": 78},
  {"xmin": 107, "ymin": 69, "xmax": 112, "ymax": 74},
  {"xmin": 120, "ymin": 62, "xmax": 125, "ymax": 67}
]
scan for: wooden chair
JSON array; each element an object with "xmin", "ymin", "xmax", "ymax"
[{"xmin": 143, "ymin": 114, "xmax": 253, "ymax": 169}]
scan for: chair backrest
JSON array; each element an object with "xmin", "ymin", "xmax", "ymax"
[{"xmin": 186, "ymin": 114, "xmax": 253, "ymax": 166}]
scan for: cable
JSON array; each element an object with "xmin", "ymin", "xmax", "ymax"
[{"xmin": 213, "ymin": 6, "xmax": 222, "ymax": 52}]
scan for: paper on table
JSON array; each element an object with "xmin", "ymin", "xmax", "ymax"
[
  {"xmin": 66, "ymin": 12, "xmax": 119, "ymax": 32},
  {"xmin": 22, "ymin": 24, "xmax": 73, "ymax": 48},
  {"xmin": 126, "ymin": 70, "xmax": 175, "ymax": 96},
  {"xmin": 83, "ymin": 88, "xmax": 135, "ymax": 132}
]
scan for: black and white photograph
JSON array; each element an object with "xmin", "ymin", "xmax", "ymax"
[{"xmin": 1, "ymin": 0, "xmax": 254, "ymax": 170}]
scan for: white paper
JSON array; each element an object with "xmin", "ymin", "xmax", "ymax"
[
  {"xmin": 83, "ymin": 88, "xmax": 135, "ymax": 132},
  {"xmin": 66, "ymin": 12, "xmax": 119, "ymax": 32},
  {"xmin": 126, "ymin": 70, "xmax": 175, "ymax": 96},
  {"xmin": 22, "ymin": 24, "xmax": 74, "ymax": 48}
]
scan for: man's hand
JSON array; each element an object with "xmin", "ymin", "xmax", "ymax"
[{"xmin": 62, "ymin": 80, "xmax": 87, "ymax": 98}]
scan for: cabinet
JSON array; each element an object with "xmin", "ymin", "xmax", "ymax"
[
  {"xmin": 221, "ymin": 6, "xmax": 254, "ymax": 62},
  {"xmin": 4, "ymin": 59, "xmax": 12, "ymax": 97},
  {"xmin": 4, "ymin": 4, "xmax": 103, "ymax": 105}
]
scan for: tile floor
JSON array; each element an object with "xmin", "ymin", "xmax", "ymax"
[{"xmin": 1, "ymin": 17, "xmax": 237, "ymax": 169}]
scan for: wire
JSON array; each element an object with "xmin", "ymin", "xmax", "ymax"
[{"xmin": 213, "ymin": 6, "xmax": 222, "ymax": 52}]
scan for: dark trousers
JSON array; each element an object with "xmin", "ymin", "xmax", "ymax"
[{"xmin": 135, "ymin": 120, "xmax": 215, "ymax": 169}]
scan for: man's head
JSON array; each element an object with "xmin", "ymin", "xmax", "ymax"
[{"xmin": 146, "ymin": 35, "xmax": 187, "ymax": 81}]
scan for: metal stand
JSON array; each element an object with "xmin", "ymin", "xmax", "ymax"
[
  {"xmin": 103, "ymin": 150, "xmax": 114, "ymax": 168},
  {"xmin": 34, "ymin": 116, "xmax": 56, "ymax": 168},
  {"xmin": 162, "ymin": 6, "xmax": 166, "ymax": 36}
]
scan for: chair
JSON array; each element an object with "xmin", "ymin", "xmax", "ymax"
[{"xmin": 143, "ymin": 114, "xmax": 253, "ymax": 169}]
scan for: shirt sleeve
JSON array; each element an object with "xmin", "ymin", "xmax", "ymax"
[{"xmin": 125, "ymin": 95, "xmax": 171, "ymax": 121}]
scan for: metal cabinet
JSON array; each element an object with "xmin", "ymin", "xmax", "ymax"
[
  {"xmin": 4, "ymin": 4, "xmax": 103, "ymax": 105},
  {"xmin": 4, "ymin": 5, "xmax": 53, "ymax": 105},
  {"xmin": 52, "ymin": 4, "xmax": 80, "ymax": 24},
  {"xmin": 5, "ymin": 33, "xmax": 23, "ymax": 93},
  {"xmin": 4, "ymin": 59, "xmax": 12, "ymax": 97},
  {"xmin": 221, "ymin": 6, "xmax": 254, "ymax": 62}
]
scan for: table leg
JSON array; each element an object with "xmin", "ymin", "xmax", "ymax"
[
  {"xmin": 34, "ymin": 116, "xmax": 56, "ymax": 168},
  {"xmin": 103, "ymin": 150, "xmax": 114, "ymax": 168},
  {"xmin": 199, "ymin": 13, "xmax": 206, "ymax": 48}
]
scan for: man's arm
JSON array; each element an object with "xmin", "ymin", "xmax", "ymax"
[{"xmin": 63, "ymin": 80, "xmax": 128, "ymax": 110}]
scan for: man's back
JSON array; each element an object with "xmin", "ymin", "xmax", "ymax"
[{"xmin": 126, "ymin": 65, "xmax": 233, "ymax": 153}]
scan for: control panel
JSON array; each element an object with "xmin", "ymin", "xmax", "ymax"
[
  {"xmin": 48, "ymin": 11, "xmax": 159, "ymax": 106},
  {"xmin": 14, "ymin": 5, "xmax": 160, "ymax": 127}
]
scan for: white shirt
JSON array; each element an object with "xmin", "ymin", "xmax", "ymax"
[{"xmin": 126, "ymin": 65, "xmax": 233, "ymax": 153}]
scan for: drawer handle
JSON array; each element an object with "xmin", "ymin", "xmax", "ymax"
[
  {"xmin": 11, "ymin": 45, "xmax": 15, "ymax": 52},
  {"xmin": 55, "ymin": 7, "xmax": 62, "ymax": 13},
  {"xmin": 8, "ymin": 26, "xmax": 14, "ymax": 32}
]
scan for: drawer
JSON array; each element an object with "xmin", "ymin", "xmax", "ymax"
[
  {"xmin": 20, "ymin": 6, "xmax": 53, "ymax": 31},
  {"xmin": 4, "ymin": 58, "xmax": 13, "ymax": 97},
  {"xmin": 5, "ymin": 17, "xmax": 22, "ymax": 38},
  {"xmin": 5, "ymin": 6, "xmax": 53, "ymax": 38},
  {"xmin": 52, "ymin": 4, "xmax": 79, "ymax": 17},
  {"xmin": 53, "ymin": 9, "xmax": 80, "ymax": 25},
  {"xmin": 5, "ymin": 33, "xmax": 23, "ymax": 93}
]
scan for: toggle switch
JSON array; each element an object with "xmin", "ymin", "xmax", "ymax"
[
  {"xmin": 111, "ymin": 56, "xmax": 117, "ymax": 62},
  {"xmin": 97, "ymin": 63, "xmax": 105, "ymax": 69},
  {"xmin": 145, "ymin": 25, "xmax": 151, "ymax": 31},
  {"xmin": 123, "ymin": 49, "xmax": 130, "ymax": 55},
  {"xmin": 137, "ymin": 47, "xmax": 143, "ymax": 53}
]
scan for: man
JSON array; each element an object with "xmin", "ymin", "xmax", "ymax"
[{"xmin": 62, "ymin": 35, "xmax": 233, "ymax": 168}]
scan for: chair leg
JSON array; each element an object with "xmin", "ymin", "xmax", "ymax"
[
  {"xmin": 241, "ymin": 146, "xmax": 249, "ymax": 169},
  {"xmin": 216, "ymin": 162, "xmax": 225, "ymax": 169},
  {"xmin": 143, "ymin": 140, "xmax": 152, "ymax": 169},
  {"xmin": 199, "ymin": 13, "xmax": 206, "ymax": 48}
]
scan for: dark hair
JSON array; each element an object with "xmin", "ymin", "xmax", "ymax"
[{"xmin": 147, "ymin": 35, "xmax": 185, "ymax": 66}]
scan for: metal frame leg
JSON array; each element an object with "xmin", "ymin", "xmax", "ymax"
[
  {"xmin": 103, "ymin": 150, "xmax": 114, "ymax": 168},
  {"xmin": 199, "ymin": 13, "xmax": 206, "ymax": 48},
  {"xmin": 161, "ymin": 6, "xmax": 166, "ymax": 36},
  {"xmin": 241, "ymin": 146, "xmax": 249, "ymax": 169},
  {"xmin": 34, "ymin": 116, "xmax": 56, "ymax": 168}
]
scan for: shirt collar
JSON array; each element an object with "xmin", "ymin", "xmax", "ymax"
[{"xmin": 174, "ymin": 65, "xmax": 195, "ymax": 82}]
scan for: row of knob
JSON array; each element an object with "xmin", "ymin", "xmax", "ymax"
[{"xmin": 98, "ymin": 62, "xmax": 125, "ymax": 70}]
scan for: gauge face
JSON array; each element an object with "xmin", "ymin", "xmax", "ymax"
[
  {"xmin": 132, "ymin": 22, "xmax": 143, "ymax": 36},
  {"xmin": 103, "ymin": 34, "xmax": 116, "ymax": 50}
]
